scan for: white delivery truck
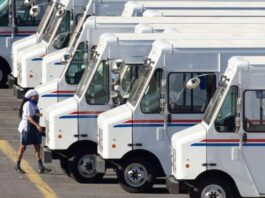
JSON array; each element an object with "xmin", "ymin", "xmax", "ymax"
[
  {"xmin": 97, "ymin": 39, "xmax": 265, "ymax": 193},
  {"xmin": 167, "ymin": 56, "xmax": 265, "ymax": 198},
  {"xmin": 44, "ymin": 31, "xmax": 265, "ymax": 183},
  {"xmin": 0, "ymin": 0, "xmax": 47, "ymax": 87},
  {"xmin": 13, "ymin": 0, "xmax": 89, "ymax": 97},
  {"xmin": 9, "ymin": 0, "xmax": 57, "ymax": 88},
  {"xmin": 122, "ymin": 1, "xmax": 265, "ymax": 17},
  {"xmin": 43, "ymin": 32, "xmax": 195, "ymax": 183}
]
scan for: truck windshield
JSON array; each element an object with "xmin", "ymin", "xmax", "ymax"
[
  {"xmin": 203, "ymin": 77, "xmax": 228, "ymax": 124},
  {"xmin": 65, "ymin": 42, "xmax": 86, "ymax": 85},
  {"xmin": 42, "ymin": 6, "xmax": 59, "ymax": 42},
  {"xmin": 75, "ymin": 57, "xmax": 98, "ymax": 98},
  {"xmin": 0, "ymin": 0, "xmax": 8, "ymax": 26},
  {"xmin": 68, "ymin": 12, "xmax": 86, "ymax": 50},
  {"xmin": 128, "ymin": 66, "xmax": 152, "ymax": 106},
  {"xmin": 37, "ymin": 1, "xmax": 53, "ymax": 34},
  {"xmin": 120, "ymin": 64, "xmax": 144, "ymax": 98},
  {"xmin": 52, "ymin": 11, "xmax": 71, "ymax": 49}
]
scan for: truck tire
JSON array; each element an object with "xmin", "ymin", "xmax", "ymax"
[
  {"xmin": 117, "ymin": 157, "xmax": 155, "ymax": 193},
  {"xmin": 0, "ymin": 63, "xmax": 8, "ymax": 88},
  {"xmin": 190, "ymin": 177, "xmax": 238, "ymax": 198},
  {"xmin": 60, "ymin": 159, "xmax": 70, "ymax": 177},
  {"xmin": 68, "ymin": 150, "xmax": 104, "ymax": 183}
]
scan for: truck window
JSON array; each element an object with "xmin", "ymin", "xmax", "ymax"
[
  {"xmin": 140, "ymin": 69, "xmax": 163, "ymax": 114},
  {"xmin": 53, "ymin": 11, "xmax": 71, "ymax": 49},
  {"xmin": 215, "ymin": 86, "xmax": 238, "ymax": 132},
  {"xmin": 0, "ymin": 0, "xmax": 8, "ymax": 26},
  {"xmin": 15, "ymin": 0, "xmax": 45, "ymax": 26},
  {"xmin": 65, "ymin": 42, "xmax": 85, "ymax": 85},
  {"xmin": 86, "ymin": 61, "xmax": 109, "ymax": 105},
  {"xmin": 168, "ymin": 73, "xmax": 216, "ymax": 113},
  {"xmin": 120, "ymin": 64, "xmax": 144, "ymax": 97},
  {"xmin": 244, "ymin": 90, "xmax": 265, "ymax": 132}
]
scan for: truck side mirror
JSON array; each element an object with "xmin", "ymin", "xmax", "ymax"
[
  {"xmin": 160, "ymin": 98, "xmax": 166, "ymax": 114},
  {"xmin": 112, "ymin": 73, "xmax": 120, "ymax": 86},
  {"xmin": 30, "ymin": 5, "xmax": 40, "ymax": 17},
  {"xmin": 60, "ymin": 53, "xmax": 72, "ymax": 63},
  {"xmin": 111, "ymin": 59, "xmax": 124, "ymax": 73},
  {"xmin": 56, "ymin": 8, "xmax": 65, "ymax": 17},
  {"xmin": 111, "ymin": 89, "xmax": 122, "ymax": 106},
  {"xmin": 24, "ymin": 0, "xmax": 34, "ymax": 6},
  {"xmin": 186, "ymin": 77, "xmax": 200, "ymax": 90},
  {"xmin": 235, "ymin": 98, "xmax": 241, "ymax": 132}
]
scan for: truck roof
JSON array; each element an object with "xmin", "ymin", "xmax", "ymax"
[
  {"xmin": 143, "ymin": 9, "xmax": 265, "ymax": 17},
  {"xmin": 125, "ymin": 1, "xmax": 265, "ymax": 9},
  {"xmin": 104, "ymin": 32, "xmax": 265, "ymax": 42},
  {"xmin": 153, "ymin": 39, "xmax": 265, "ymax": 52},
  {"xmin": 85, "ymin": 16, "xmax": 265, "ymax": 27},
  {"xmin": 239, "ymin": 56, "xmax": 265, "ymax": 65},
  {"xmin": 135, "ymin": 23, "xmax": 265, "ymax": 33}
]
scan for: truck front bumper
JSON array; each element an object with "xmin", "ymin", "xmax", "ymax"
[
  {"xmin": 166, "ymin": 175, "xmax": 180, "ymax": 194},
  {"xmin": 7, "ymin": 74, "xmax": 17, "ymax": 88}
]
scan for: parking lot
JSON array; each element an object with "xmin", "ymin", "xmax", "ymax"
[{"xmin": 0, "ymin": 88, "xmax": 188, "ymax": 198}]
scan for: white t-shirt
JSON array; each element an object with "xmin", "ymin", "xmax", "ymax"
[{"xmin": 18, "ymin": 101, "xmax": 36, "ymax": 133}]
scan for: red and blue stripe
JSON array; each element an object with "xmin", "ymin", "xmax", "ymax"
[
  {"xmin": 0, "ymin": 30, "xmax": 35, "ymax": 37},
  {"xmin": 41, "ymin": 90, "xmax": 75, "ymax": 98},
  {"xmin": 114, "ymin": 119, "xmax": 200, "ymax": 128},
  {"xmin": 191, "ymin": 139, "xmax": 265, "ymax": 147},
  {"xmin": 59, "ymin": 111, "xmax": 103, "ymax": 119}
]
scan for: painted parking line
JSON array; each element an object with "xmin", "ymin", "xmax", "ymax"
[{"xmin": 0, "ymin": 140, "xmax": 57, "ymax": 198}]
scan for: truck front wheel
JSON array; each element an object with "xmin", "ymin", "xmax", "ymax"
[
  {"xmin": 117, "ymin": 158, "xmax": 155, "ymax": 193},
  {"xmin": 191, "ymin": 177, "xmax": 238, "ymax": 198},
  {"xmin": 68, "ymin": 150, "xmax": 104, "ymax": 183}
]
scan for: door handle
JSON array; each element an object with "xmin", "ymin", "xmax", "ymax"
[
  {"xmin": 242, "ymin": 133, "xmax": 247, "ymax": 143},
  {"xmin": 167, "ymin": 114, "xmax": 172, "ymax": 124}
]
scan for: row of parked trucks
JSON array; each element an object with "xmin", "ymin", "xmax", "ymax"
[{"xmin": 7, "ymin": 0, "xmax": 265, "ymax": 197}]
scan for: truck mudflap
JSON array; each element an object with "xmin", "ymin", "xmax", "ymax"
[
  {"xmin": 7, "ymin": 74, "xmax": 16, "ymax": 88},
  {"xmin": 166, "ymin": 176, "xmax": 180, "ymax": 194},
  {"xmin": 95, "ymin": 155, "xmax": 106, "ymax": 173},
  {"xmin": 13, "ymin": 85, "xmax": 31, "ymax": 99}
]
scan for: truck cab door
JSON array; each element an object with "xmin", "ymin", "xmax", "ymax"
[
  {"xmin": 240, "ymin": 90, "xmax": 265, "ymax": 194},
  {"xmin": 206, "ymin": 85, "xmax": 240, "ymax": 169}
]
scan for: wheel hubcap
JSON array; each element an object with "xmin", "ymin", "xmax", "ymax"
[
  {"xmin": 201, "ymin": 184, "xmax": 226, "ymax": 198},
  {"xmin": 78, "ymin": 154, "xmax": 97, "ymax": 178},
  {"xmin": 124, "ymin": 163, "xmax": 147, "ymax": 188}
]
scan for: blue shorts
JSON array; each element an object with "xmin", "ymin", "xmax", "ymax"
[{"xmin": 21, "ymin": 130, "xmax": 42, "ymax": 146}]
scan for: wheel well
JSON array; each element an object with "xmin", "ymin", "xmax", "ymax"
[
  {"xmin": 0, "ymin": 57, "xmax": 11, "ymax": 73},
  {"xmin": 67, "ymin": 140, "xmax": 97, "ymax": 156},
  {"xmin": 121, "ymin": 149, "xmax": 165, "ymax": 177},
  {"xmin": 194, "ymin": 169, "xmax": 240, "ymax": 196}
]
